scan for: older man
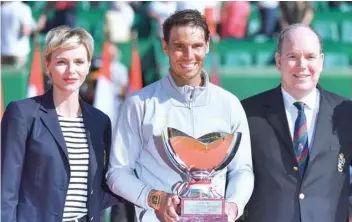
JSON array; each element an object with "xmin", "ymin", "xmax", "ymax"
[{"xmin": 242, "ymin": 23, "xmax": 352, "ymax": 222}]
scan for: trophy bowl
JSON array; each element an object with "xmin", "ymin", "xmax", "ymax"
[{"xmin": 162, "ymin": 127, "xmax": 242, "ymax": 222}]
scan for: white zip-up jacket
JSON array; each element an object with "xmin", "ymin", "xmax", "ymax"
[{"xmin": 107, "ymin": 70, "xmax": 254, "ymax": 221}]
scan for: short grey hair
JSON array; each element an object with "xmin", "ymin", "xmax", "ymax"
[
  {"xmin": 44, "ymin": 26, "xmax": 94, "ymax": 62},
  {"xmin": 276, "ymin": 23, "xmax": 323, "ymax": 54}
]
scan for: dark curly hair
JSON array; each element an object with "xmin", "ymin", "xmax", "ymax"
[{"xmin": 162, "ymin": 9, "xmax": 210, "ymax": 43}]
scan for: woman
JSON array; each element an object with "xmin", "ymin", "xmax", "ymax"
[{"xmin": 1, "ymin": 26, "xmax": 117, "ymax": 222}]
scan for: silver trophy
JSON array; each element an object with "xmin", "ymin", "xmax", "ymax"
[{"xmin": 162, "ymin": 127, "xmax": 242, "ymax": 222}]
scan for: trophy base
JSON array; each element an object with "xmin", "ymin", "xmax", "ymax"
[{"xmin": 179, "ymin": 215, "xmax": 228, "ymax": 222}]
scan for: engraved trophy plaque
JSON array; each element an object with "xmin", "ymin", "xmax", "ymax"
[{"xmin": 162, "ymin": 127, "xmax": 242, "ymax": 222}]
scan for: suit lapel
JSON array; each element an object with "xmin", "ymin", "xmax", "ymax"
[
  {"xmin": 306, "ymin": 89, "xmax": 333, "ymax": 165},
  {"xmin": 81, "ymin": 101, "xmax": 97, "ymax": 192},
  {"xmin": 39, "ymin": 89, "xmax": 69, "ymax": 163},
  {"xmin": 265, "ymin": 86, "xmax": 297, "ymax": 162}
]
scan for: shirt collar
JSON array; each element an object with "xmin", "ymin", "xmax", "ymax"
[
  {"xmin": 281, "ymin": 87, "xmax": 318, "ymax": 111},
  {"xmin": 161, "ymin": 69, "xmax": 209, "ymax": 107}
]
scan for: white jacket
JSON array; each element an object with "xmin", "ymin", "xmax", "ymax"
[{"xmin": 107, "ymin": 70, "xmax": 254, "ymax": 221}]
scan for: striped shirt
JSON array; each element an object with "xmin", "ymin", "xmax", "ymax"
[{"xmin": 59, "ymin": 116, "xmax": 89, "ymax": 221}]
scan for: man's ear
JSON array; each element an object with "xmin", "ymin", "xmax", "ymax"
[
  {"xmin": 161, "ymin": 39, "xmax": 169, "ymax": 55},
  {"xmin": 319, "ymin": 53, "xmax": 324, "ymax": 72},
  {"xmin": 275, "ymin": 52, "xmax": 281, "ymax": 70},
  {"xmin": 206, "ymin": 40, "xmax": 210, "ymax": 54}
]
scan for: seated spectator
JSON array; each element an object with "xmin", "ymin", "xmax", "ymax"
[
  {"xmin": 220, "ymin": 1, "xmax": 251, "ymax": 39},
  {"xmin": 279, "ymin": 1, "xmax": 314, "ymax": 30},
  {"xmin": 257, "ymin": 1, "xmax": 279, "ymax": 37},
  {"xmin": 38, "ymin": 1, "xmax": 77, "ymax": 33},
  {"xmin": 204, "ymin": 2, "xmax": 221, "ymax": 38},
  {"xmin": 176, "ymin": 2, "xmax": 221, "ymax": 37},
  {"xmin": 147, "ymin": 1, "xmax": 177, "ymax": 37},
  {"xmin": 105, "ymin": 1, "xmax": 135, "ymax": 43},
  {"xmin": 1, "ymin": 1, "xmax": 36, "ymax": 68}
]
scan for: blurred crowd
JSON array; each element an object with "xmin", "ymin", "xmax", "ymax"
[
  {"xmin": 2, "ymin": 1, "xmax": 352, "ymax": 70},
  {"xmin": 1, "ymin": 2, "xmax": 352, "ymax": 221}
]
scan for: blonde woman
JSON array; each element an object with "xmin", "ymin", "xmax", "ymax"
[{"xmin": 1, "ymin": 26, "xmax": 117, "ymax": 222}]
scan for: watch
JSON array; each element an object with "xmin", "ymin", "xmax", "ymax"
[{"xmin": 148, "ymin": 190, "xmax": 164, "ymax": 210}]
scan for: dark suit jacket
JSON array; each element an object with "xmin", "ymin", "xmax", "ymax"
[
  {"xmin": 1, "ymin": 89, "xmax": 118, "ymax": 222},
  {"xmin": 241, "ymin": 86, "xmax": 352, "ymax": 222}
]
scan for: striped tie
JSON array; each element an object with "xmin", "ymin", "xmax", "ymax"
[{"xmin": 293, "ymin": 102, "xmax": 309, "ymax": 177}]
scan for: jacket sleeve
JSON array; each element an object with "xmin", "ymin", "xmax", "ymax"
[
  {"xmin": 106, "ymin": 95, "xmax": 153, "ymax": 210},
  {"xmin": 225, "ymin": 96, "xmax": 254, "ymax": 220},
  {"xmin": 1, "ymin": 102, "xmax": 29, "ymax": 222},
  {"xmin": 99, "ymin": 115, "xmax": 120, "ymax": 210}
]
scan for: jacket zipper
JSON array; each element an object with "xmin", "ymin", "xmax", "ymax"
[{"xmin": 189, "ymin": 89, "xmax": 195, "ymax": 136}]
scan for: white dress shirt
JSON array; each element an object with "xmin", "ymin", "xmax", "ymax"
[
  {"xmin": 281, "ymin": 87, "xmax": 320, "ymax": 150},
  {"xmin": 107, "ymin": 70, "xmax": 254, "ymax": 221}
]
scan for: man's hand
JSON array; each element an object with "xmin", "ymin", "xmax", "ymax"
[
  {"xmin": 148, "ymin": 189, "xmax": 180, "ymax": 222},
  {"xmin": 225, "ymin": 202, "xmax": 238, "ymax": 222}
]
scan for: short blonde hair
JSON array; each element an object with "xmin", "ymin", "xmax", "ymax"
[{"xmin": 44, "ymin": 26, "xmax": 94, "ymax": 62}]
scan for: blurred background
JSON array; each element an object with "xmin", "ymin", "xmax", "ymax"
[
  {"xmin": 1, "ymin": 1, "xmax": 352, "ymax": 221},
  {"xmin": 1, "ymin": 1, "xmax": 352, "ymax": 112}
]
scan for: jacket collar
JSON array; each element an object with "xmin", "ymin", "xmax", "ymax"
[
  {"xmin": 264, "ymin": 85, "xmax": 335, "ymax": 180},
  {"xmin": 39, "ymin": 88, "xmax": 97, "ymax": 183},
  {"xmin": 40, "ymin": 87, "xmax": 93, "ymax": 114},
  {"xmin": 264, "ymin": 86, "xmax": 296, "ymax": 161},
  {"xmin": 39, "ymin": 88, "xmax": 69, "ymax": 162},
  {"xmin": 281, "ymin": 87, "xmax": 318, "ymax": 111},
  {"xmin": 161, "ymin": 69, "xmax": 209, "ymax": 107}
]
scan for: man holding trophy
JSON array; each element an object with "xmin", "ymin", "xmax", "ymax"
[{"xmin": 107, "ymin": 9, "xmax": 254, "ymax": 222}]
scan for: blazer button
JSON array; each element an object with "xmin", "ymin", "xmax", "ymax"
[
  {"xmin": 91, "ymin": 190, "xmax": 94, "ymax": 195},
  {"xmin": 293, "ymin": 166, "xmax": 298, "ymax": 172},
  {"xmin": 299, "ymin": 193, "xmax": 305, "ymax": 200},
  {"xmin": 90, "ymin": 216, "xmax": 94, "ymax": 220}
]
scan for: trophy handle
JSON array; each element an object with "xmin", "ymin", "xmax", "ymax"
[
  {"xmin": 162, "ymin": 127, "xmax": 191, "ymax": 176},
  {"xmin": 213, "ymin": 132, "xmax": 242, "ymax": 172}
]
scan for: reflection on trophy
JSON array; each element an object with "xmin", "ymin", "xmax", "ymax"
[{"xmin": 162, "ymin": 127, "xmax": 242, "ymax": 222}]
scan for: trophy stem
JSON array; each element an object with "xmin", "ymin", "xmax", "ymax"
[{"xmin": 189, "ymin": 169, "xmax": 212, "ymax": 181}]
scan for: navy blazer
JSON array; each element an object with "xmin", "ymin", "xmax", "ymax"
[
  {"xmin": 1, "ymin": 89, "xmax": 118, "ymax": 222},
  {"xmin": 242, "ymin": 86, "xmax": 352, "ymax": 222}
]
